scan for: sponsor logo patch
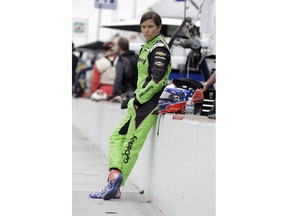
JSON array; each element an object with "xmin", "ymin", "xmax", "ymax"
[
  {"xmin": 155, "ymin": 56, "xmax": 166, "ymax": 60},
  {"xmin": 154, "ymin": 61, "xmax": 164, "ymax": 67},
  {"xmin": 155, "ymin": 51, "xmax": 166, "ymax": 57},
  {"xmin": 123, "ymin": 135, "xmax": 138, "ymax": 163}
]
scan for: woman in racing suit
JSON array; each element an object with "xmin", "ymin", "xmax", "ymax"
[{"xmin": 89, "ymin": 11, "xmax": 172, "ymax": 200}]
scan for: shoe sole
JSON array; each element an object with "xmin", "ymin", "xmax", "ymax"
[{"xmin": 103, "ymin": 174, "xmax": 123, "ymax": 200}]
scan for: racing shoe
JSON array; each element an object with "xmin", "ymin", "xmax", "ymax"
[
  {"xmin": 89, "ymin": 186, "xmax": 121, "ymax": 199},
  {"xmin": 103, "ymin": 169, "xmax": 123, "ymax": 200},
  {"xmin": 89, "ymin": 187, "xmax": 106, "ymax": 199}
]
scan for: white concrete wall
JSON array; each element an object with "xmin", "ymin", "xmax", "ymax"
[{"xmin": 72, "ymin": 98, "xmax": 215, "ymax": 216}]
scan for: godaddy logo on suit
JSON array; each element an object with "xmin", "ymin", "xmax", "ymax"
[{"xmin": 123, "ymin": 135, "xmax": 138, "ymax": 163}]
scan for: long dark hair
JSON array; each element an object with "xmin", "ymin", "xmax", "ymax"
[{"xmin": 140, "ymin": 11, "xmax": 162, "ymax": 26}]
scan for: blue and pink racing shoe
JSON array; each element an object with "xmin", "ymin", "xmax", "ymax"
[{"xmin": 89, "ymin": 170, "xmax": 123, "ymax": 200}]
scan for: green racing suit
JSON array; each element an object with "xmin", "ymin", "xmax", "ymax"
[{"xmin": 108, "ymin": 34, "xmax": 171, "ymax": 185}]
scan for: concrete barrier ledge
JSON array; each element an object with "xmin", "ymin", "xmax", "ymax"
[{"xmin": 72, "ymin": 98, "xmax": 215, "ymax": 216}]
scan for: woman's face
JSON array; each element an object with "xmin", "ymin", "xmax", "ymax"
[{"xmin": 140, "ymin": 19, "xmax": 161, "ymax": 42}]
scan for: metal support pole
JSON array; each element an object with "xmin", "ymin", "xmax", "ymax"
[
  {"xmin": 184, "ymin": 0, "xmax": 187, "ymax": 18},
  {"xmin": 133, "ymin": 0, "xmax": 138, "ymax": 18},
  {"xmin": 97, "ymin": 8, "xmax": 102, "ymax": 40}
]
